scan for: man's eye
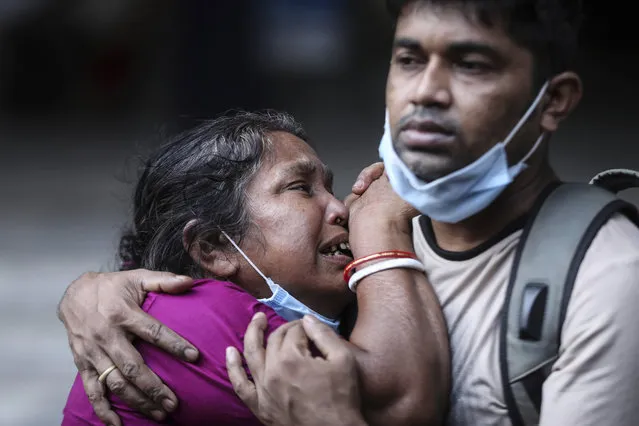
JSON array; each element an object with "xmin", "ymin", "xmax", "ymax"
[
  {"xmin": 456, "ymin": 60, "xmax": 492, "ymax": 73},
  {"xmin": 395, "ymin": 55, "xmax": 422, "ymax": 68}
]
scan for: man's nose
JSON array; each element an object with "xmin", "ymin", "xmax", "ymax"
[{"xmin": 410, "ymin": 57, "xmax": 452, "ymax": 108}]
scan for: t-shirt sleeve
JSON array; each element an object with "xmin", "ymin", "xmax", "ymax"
[
  {"xmin": 61, "ymin": 280, "xmax": 288, "ymax": 425},
  {"xmin": 539, "ymin": 214, "xmax": 639, "ymax": 426}
]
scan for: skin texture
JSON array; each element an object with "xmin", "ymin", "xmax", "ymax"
[
  {"xmin": 212, "ymin": 131, "xmax": 354, "ymax": 319},
  {"xmin": 386, "ymin": 1, "xmax": 582, "ymax": 252},
  {"xmin": 388, "ymin": 2, "xmax": 539, "ymax": 181}
]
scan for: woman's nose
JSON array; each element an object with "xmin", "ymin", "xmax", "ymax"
[{"xmin": 327, "ymin": 198, "xmax": 349, "ymax": 227}]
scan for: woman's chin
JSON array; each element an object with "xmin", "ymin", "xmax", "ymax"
[{"xmin": 330, "ymin": 277, "xmax": 356, "ymax": 302}]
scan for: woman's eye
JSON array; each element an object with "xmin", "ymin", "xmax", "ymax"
[{"xmin": 289, "ymin": 183, "xmax": 312, "ymax": 193}]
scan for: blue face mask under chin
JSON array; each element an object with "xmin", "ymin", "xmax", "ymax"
[
  {"xmin": 220, "ymin": 231, "xmax": 342, "ymax": 332},
  {"xmin": 379, "ymin": 81, "xmax": 550, "ymax": 224}
]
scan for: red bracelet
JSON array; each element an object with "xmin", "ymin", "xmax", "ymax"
[{"xmin": 343, "ymin": 250, "xmax": 417, "ymax": 282}]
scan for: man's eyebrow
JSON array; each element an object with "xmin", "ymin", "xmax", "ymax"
[
  {"xmin": 446, "ymin": 41, "xmax": 503, "ymax": 60},
  {"xmin": 393, "ymin": 37, "xmax": 422, "ymax": 52},
  {"xmin": 393, "ymin": 38, "xmax": 503, "ymax": 61}
]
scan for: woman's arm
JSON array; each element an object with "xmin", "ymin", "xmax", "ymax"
[
  {"xmin": 343, "ymin": 165, "xmax": 450, "ymax": 425},
  {"xmin": 346, "ymin": 171, "xmax": 450, "ymax": 426},
  {"xmin": 346, "ymin": 221, "xmax": 450, "ymax": 425}
]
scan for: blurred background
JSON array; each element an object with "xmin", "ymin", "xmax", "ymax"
[{"xmin": 0, "ymin": 0, "xmax": 636, "ymax": 424}]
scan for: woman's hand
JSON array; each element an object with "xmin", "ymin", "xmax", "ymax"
[
  {"xmin": 57, "ymin": 269, "xmax": 199, "ymax": 425},
  {"xmin": 345, "ymin": 162, "xmax": 419, "ymax": 255},
  {"xmin": 350, "ymin": 162, "xmax": 386, "ymax": 196},
  {"xmin": 226, "ymin": 313, "xmax": 368, "ymax": 426}
]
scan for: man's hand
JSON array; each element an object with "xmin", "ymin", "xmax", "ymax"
[
  {"xmin": 57, "ymin": 269, "xmax": 199, "ymax": 426},
  {"xmin": 226, "ymin": 313, "xmax": 368, "ymax": 426}
]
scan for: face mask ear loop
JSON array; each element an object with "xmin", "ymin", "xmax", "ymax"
[
  {"xmin": 503, "ymin": 81, "xmax": 550, "ymax": 147},
  {"xmin": 519, "ymin": 132, "xmax": 547, "ymax": 165},
  {"xmin": 220, "ymin": 230, "xmax": 268, "ymax": 282}
]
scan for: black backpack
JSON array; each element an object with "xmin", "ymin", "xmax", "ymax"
[{"xmin": 500, "ymin": 169, "xmax": 639, "ymax": 425}]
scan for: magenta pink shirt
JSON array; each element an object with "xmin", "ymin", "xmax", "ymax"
[{"xmin": 62, "ymin": 279, "xmax": 288, "ymax": 425}]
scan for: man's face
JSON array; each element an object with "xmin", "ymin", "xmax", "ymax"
[{"xmin": 386, "ymin": 2, "xmax": 542, "ymax": 181}]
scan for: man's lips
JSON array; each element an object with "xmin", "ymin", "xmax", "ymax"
[
  {"xmin": 401, "ymin": 128, "xmax": 455, "ymax": 149},
  {"xmin": 400, "ymin": 119, "xmax": 455, "ymax": 149}
]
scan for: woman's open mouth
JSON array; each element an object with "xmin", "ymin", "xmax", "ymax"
[{"xmin": 320, "ymin": 242, "xmax": 353, "ymax": 267}]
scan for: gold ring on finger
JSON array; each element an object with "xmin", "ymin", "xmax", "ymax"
[{"xmin": 97, "ymin": 365, "xmax": 118, "ymax": 384}]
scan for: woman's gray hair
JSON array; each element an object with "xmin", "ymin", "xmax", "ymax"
[{"xmin": 118, "ymin": 109, "xmax": 308, "ymax": 277}]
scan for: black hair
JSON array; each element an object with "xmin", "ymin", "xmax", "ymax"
[
  {"xmin": 118, "ymin": 109, "xmax": 308, "ymax": 277},
  {"xmin": 386, "ymin": 0, "xmax": 584, "ymax": 81}
]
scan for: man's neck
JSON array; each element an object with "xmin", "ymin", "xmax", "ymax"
[{"xmin": 430, "ymin": 159, "xmax": 558, "ymax": 253}]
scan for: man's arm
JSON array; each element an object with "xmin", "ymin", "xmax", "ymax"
[
  {"xmin": 57, "ymin": 270, "xmax": 199, "ymax": 425},
  {"xmin": 539, "ymin": 214, "xmax": 639, "ymax": 425}
]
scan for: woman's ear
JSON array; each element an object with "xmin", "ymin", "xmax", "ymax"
[
  {"xmin": 540, "ymin": 71, "xmax": 583, "ymax": 133},
  {"xmin": 183, "ymin": 220, "xmax": 238, "ymax": 278}
]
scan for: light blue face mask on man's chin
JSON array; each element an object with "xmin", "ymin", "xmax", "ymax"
[
  {"xmin": 220, "ymin": 231, "xmax": 342, "ymax": 332},
  {"xmin": 379, "ymin": 81, "xmax": 550, "ymax": 224}
]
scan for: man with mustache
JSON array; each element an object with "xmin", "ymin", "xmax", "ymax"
[{"xmin": 57, "ymin": 0, "xmax": 639, "ymax": 425}]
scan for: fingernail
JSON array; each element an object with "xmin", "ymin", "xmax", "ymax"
[
  {"xmin": 252, "ymin": 312, "xmax": 265, "ymax": 321},
  {"xmin": 151, "ymin": 410, "xmax": 166, "ymax": 421},
  {"xmin": 353, "ymin": 180, "xmax": 363, "ymax": 190},
  {"xmin": 163, "ymin": 398, "xmax": 177, "ymax": 411},
  {"xmin": 184, "ymin": 347, "xmax": 199, "ymax": 361},
  {"xmin": 226, "ymin": 346, "xmax": 238, "ymax": 362},
  {"xmin": 175, "ymin": 275, "xmax": 190, "ymax": 280}
]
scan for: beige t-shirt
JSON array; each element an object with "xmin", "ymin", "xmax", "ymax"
[{"xmin": 413, "ymin": 212, "xmax": 639, "ymax": 426}]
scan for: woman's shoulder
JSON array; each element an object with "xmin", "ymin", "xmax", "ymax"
[
  {"xmin": 99, "ymin": 279, "xmax": 282, "ymax": 424},
  {"xmin": 141, "ymin": 278, "xmax": 287, "ymax": 349},
  {"xmin": 142, "ymin": 277, "xmax": 249, "ymax": 306}
]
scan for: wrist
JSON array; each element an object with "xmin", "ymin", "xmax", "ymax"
[
  {"xmin": 354, "ymin": 213, "xmax": 412, "ymax": 232},
  {"xmin": 349, "ymin": 221, "xmax": 415, "ymax": 258}
]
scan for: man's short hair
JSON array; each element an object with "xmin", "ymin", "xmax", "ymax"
[{"xmin": 386, "ymin": 0, "xmax": 584, "ymax": 80}]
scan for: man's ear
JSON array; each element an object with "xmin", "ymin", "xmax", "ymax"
[
  {"xmin": 540, "ymin": 71, "xmax": 583, "ymax": 133},
  {"xmin": 183, "ymin": 220, "xmax": 238, "ymax": 278}
]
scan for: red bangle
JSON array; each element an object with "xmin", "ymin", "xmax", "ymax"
[{"xmin": 343, "ymin": 250, "xmax": 417, "ymax": 282}]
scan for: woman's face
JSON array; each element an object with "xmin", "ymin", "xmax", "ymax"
[{"xmin": 233, "ymin": 131, "xmax": 354, "ymax": 318}]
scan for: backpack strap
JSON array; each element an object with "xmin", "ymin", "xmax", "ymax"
[{"xmin": 500, "ymin": 182, "xmax": 639, "ymax": 425}]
